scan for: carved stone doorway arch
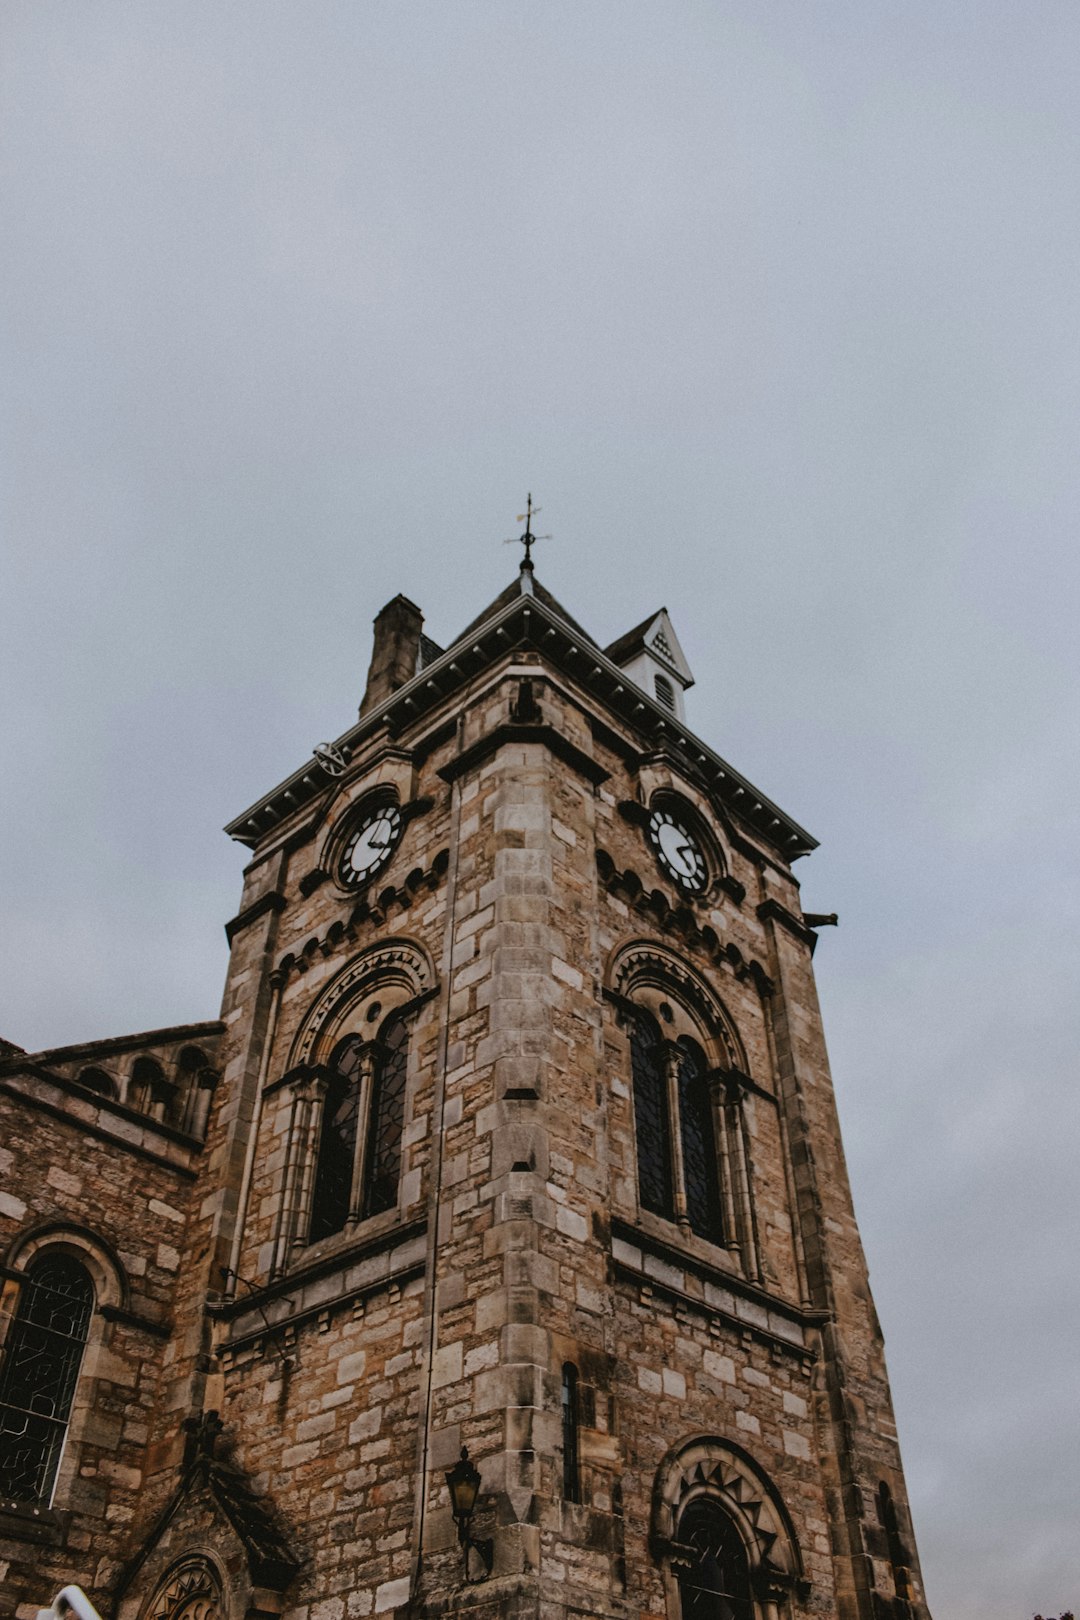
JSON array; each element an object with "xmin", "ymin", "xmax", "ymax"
[{"xmin": 653, "ymin": 1437, "xmax": 808, "ymax": 1619}]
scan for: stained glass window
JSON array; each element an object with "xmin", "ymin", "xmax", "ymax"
[
  {"xmin": 676, "ymin": 1497, "xmax": 752, "ymax": 1620},
  {"xmin": 630, "ymin": 1013, "xmax": 673, "ymax": 1219},
  {"xmin": 362, "ymin": 1014, "xmax": 408, "ymax": 1218},
  {"xmin": 0, "ymin": 1253, "xmax": 94, "ymax": 1504},
  {"xmin": 677, "ymin": 1039, "xmax": 725, "ymax": 1245},
  {"xmin": 309, "ymin": 1039, "xmax": 362, "ymax": 1242}
]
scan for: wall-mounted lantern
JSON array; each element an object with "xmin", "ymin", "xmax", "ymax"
[{"xmin": 444, "ymin": 1446, "xmax": 493, "ymax": 1581}]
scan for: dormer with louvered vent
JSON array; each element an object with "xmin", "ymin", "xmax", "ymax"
[{"xmin": 604, "ymin": 607, "xmax": 695, "ymax": 723}]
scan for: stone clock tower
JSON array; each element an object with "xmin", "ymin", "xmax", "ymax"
[{"xmin": 0, "ymin": 556, "xmax": 929, "ymax": 1620}]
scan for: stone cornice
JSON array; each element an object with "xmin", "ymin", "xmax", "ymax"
[
  {"xmin": 100, "ymin": 1301, "xmax": 172, "ymax": 1339},
  {"xmin": 756, "ymin": 898, "xmax": 819, "ymax": 952},
  {"xmin": 609, "ymin": 1215, "xmax": 828, "ymax": 1360},
  {"xmin": 209, "ymin": 1216, "xmax": 428, "ymax": 1359},
  {"xmin": 225, "ymin": 589, "xmax": 816, "ymax": 862},
  {"xmin": 437, "ymin": 720, "xmax": 609, "ymax": 786},
  {"xmin": 0, "ymin": 1072, "xmax": 201, "ymax": 1175},
  {"xmin": 597, "ymin": 854, "xmax": 774, "ymax": 997},
  {"xmin": 270, "ymin": 864, "xmax": 448, "ymax": 989},
  {"xmin": 224, "ymin": 888, "xmax": 287, "ymax": 944}
]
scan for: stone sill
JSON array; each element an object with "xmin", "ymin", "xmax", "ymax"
[{"xmin": 0, "ymin": 1500, "xmax": 70, "ymax": 1547}]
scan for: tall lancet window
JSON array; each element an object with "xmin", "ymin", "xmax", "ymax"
[
  {"xmin": 0, "ymin": 1253, "xmax": 94, "ymax": 1504},
  {"xmin": 309, "ymin": 1010, "xmax": 409, "ymax": 1242},
  {"xmin": 361, "ymin": 1012, "xmax": 408, "ymax": 1218},
  {"xmin": 630, "ymin": 1012, "xmax": 674, "ymax": 1220},
  {"xmin": 309, "ymin": 1045, "xmax": 362, "ymax": 1242},
  {"xmin": 677, "ymin": 1038, "xmax": 725, "ymax": 1246},
  {"xmin": 628, "ymin": 1001, "xmax": 738, "ymax": 1254}
]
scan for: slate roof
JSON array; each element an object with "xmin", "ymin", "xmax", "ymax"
[{"xmin": 452, "ymin": 569, "xmax": 598, "ymax": 650}]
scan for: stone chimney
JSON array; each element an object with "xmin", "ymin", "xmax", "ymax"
[{"xmin": 359, "ymin": 595, "xmax": 424, "ymax": 716}]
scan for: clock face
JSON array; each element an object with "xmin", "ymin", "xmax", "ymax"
[
  {"xmin": 648, "ymin": 808, "xmax": 708, "ymax": 893},
  {"xmin": 339, "ymin": 805, "xmax": 402, "ymax": 887}
]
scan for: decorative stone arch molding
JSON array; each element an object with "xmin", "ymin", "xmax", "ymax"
[
  {"xmin": 0, "ymin": 1221, "xmax": 129, "ymax": 1513},
  {"xmin": 2, "ymin": 1218, "xmax": 128, "ymax": 1313},
  {"xmin": 268, "ymin": 937, "xmax": 436, "ymax": 1274},
  {"xmin": 607, "ymin": 940, "xmax": 765, "ymax": 1277},
  {"xmin": 288, "ymin": 936, "xmax": 436, "ymax": 1068},
  {"xmin": 652, "ymin": 1436, "xmax": 807, "ymax": 1618},
  {"xmin": 607, "ymin": 938, "xmax": 748, "ymax": 1074},
  {"xmin": 143, "ymin": 1554, "xmax": 227, "ymax": 1620}
]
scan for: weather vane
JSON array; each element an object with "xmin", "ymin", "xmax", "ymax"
[{"xmin": 505, "ymin": 493, "xmax": 550, "ymax": 570}]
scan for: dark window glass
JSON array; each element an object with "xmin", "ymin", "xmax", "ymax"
[
  {"xmin": 0, "ymin": 1254, "xmax": 94, "ymax": 1504},
  {"xmin": 129, "ymin": 1055, "xmax": 164, "ymax": 1112},
  {"xmin": 655, "ymin": 673, "xmax": 676, "ymax": 711},
  {"xmin": 362, "ymin": 1014, "xmax": 408, "ymax": 1218},
  {"xmin": 676, "ymin": 1497, "xmax": 752, "ymax": 1620},
  {"xmin": 678, "ymin": 1039, "xmax": 725, "ymax": 1244},
  {"xmin": 561, "ymin": 1363, "xmax": 581, "ymax": 1503},
  {"xmin": 309, "ymin": 1039, "xmax": 363, "ymax": 1242},
  {"xmin": 631, "ymin": 1014, "xmax": 673, "ymax": 1218},
  {"xmin": 77, "ymin": 1067, "xmax": 114, "ymax": 1098}
]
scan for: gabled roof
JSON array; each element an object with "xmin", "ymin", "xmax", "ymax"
[
  {"xmin": 114, "ymin": 1411, "xmax": 300, "ymax": 1601},
  {"xmin": 605, "ymin": 607, "xmax": 694, "ymax": 688},
  {"xmin": 225, "ymin": 570, "xmax": 816, "ymax": 861}
]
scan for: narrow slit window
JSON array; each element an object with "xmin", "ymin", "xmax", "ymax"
[
  {"xmin": 561, "ymin": 1362, "xmax": 581, "ymax": 1503},
  {"xmin": 0, "ymin": 1254, "xmax": 94, "ymax": 1505}
]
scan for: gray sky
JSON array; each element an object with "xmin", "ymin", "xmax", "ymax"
[{"xmin": 2, "ymin": 4, "xmax": 1078, "ymax": 1613}]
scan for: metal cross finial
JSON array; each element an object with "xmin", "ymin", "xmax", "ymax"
[{"xmin": 507, "ymin": 493, "xmax": 550, "ymax": 570}]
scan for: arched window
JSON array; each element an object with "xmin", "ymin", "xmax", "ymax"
[
  {"xmin": 0, "ymin": 1252, "xmax": 94, "ymax": 1504},
  {"xmin": 561, "ymin": 1362, "xmax": 581, "ymax": 1504},
  {"xmin": 308, "ymin": 1010, "xmax": 409, "ymax": 1243},
  {"xmin": 629, "ymin": 1012, "xmax": 727, "ymax": 1248},
  {"xmin": 76, "ymin": 1066, "xmax": 115, "ymax": 1099},
  {"xmin": 655, "ymin": 673, "xmax": 676, "ymax": 712},
  {"xmin": 129, "ymin": 1055, "xmax": 171, "ymax": 1119},
  {"xmin": 675, "ymin": 1497, "xmax": 753, "ymax": 1620}
]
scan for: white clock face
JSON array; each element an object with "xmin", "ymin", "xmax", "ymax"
[
  {"xmin": 648, "ymin": 809, "xmax": 707, "ymax": 893},
  {"xmin": 339, "ymin": 806, "xmax": 402, "ymax": 886}
]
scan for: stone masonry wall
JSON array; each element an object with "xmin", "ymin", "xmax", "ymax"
[
  {"xmin": 0, "ymin": 633, "xmax": 927, "ymax": 1620},
  {"xmin": 0, "ymin": 1070, "xmax": 200, "ymax": 1617}
]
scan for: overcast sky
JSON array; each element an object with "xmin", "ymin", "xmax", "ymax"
[{"xmin": 2, "ymin": 5, "xmax": 1078, "ymax": 1614}]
